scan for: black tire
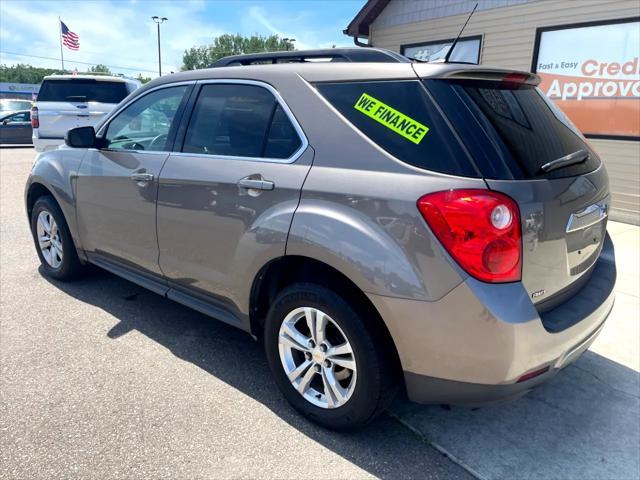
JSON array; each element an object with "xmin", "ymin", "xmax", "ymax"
[
  {"xmin": 30, "ymin": 195, "xmax": 84, "ymax": 281},
  {"xmin": 264, "ymin": 282, "xmax": 398, "ymax": 429}
]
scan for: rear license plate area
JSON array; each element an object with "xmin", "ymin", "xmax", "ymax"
[{"xmin": 566, "ymin": 202, "xmax": 607, "ymax": 275}]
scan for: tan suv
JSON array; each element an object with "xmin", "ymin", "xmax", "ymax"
[{"xmin": 26, "ymin": 49, "xmax": 616, "ymax": 428}]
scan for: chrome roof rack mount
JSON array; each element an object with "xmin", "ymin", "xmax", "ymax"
[{"xmin": 210, "ymin": 48, "xmax": 409, "ymax": 67}]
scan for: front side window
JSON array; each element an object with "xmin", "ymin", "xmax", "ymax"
[
  {"xmin": 182, "ymin": 83, "xmax": 302, "ymax": 159},
  {"xmin": 104, "ymin": 86, "xmax": 188, "ymax": 151},
  {"xmin": 4, "ymin": 112, "xmax": 30, "ymax": 123}
]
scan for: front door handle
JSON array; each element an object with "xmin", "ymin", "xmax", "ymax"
[
  {"xmin": 131, "ymin": 172, "xmax": 154, "ymax": 184},
  {"xmin": 237, "ymin": 177, "xmax": 275, "ymax": 191}
]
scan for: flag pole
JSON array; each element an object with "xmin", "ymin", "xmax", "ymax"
[{"xmin": 58, "ymin": 17, "xmax": 65, "ymax": 71}]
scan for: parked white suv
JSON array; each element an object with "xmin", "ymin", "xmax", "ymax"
[{"xmin": 32, "ymin": 75, "xmax": 140, "ymax": 152}]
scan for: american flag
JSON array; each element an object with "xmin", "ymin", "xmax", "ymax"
[{"xmin": 60, "ymin": 21, "xmax": 80, "ymax": 51}]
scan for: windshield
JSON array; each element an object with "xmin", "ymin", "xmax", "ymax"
[
  {"xmin": 37, "ymin": 79, "xmax": 129, "ymax": 103},
  {"xmin": 0, "ymin": 100, "xmax": 32, "ymax": 111}
]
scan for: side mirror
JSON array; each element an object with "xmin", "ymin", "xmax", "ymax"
[
  {"xmin": 2, "ymin": 120, "xmax": 8, "ymax": 125},
  {"xmin": 65, "ymin": 126, "xmax": 97, "ymax": 148}
]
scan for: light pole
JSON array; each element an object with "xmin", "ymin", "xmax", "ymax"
[
  {"xmin": 282, "ymin": 38, "xmax": 296, "ymax": 51},
  {"xmin": 151, "ymin": 16, "xmax": 167, "ymax": 76}
]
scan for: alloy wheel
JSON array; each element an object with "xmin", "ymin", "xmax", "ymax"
[
  {"xmin": 36, "ymin": 210, "xmax": 63, "ymax": 269},
  {"xmin": 278, "ymin": 307, "xmax": 357, "ymax": 409}
]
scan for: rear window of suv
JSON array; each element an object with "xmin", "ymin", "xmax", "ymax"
[
  {"xmin": 37, "ymin": 79, "xmax": 129, "ymax": 103},
  {"xmin": 316, "ymin": 80, "xmax": 479, "ymax": 177},
  {"xmin": 425, "ymin": 79, "xmax": 601, "ymax": 180}
]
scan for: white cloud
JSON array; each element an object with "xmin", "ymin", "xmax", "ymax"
[
  {"xmin": 245, "ymin": 5, "xmax": 352, "ymax": 51},
  {"xmin": 0, "ymin": 0, "xmax": 223, "ymax": 77},
  {"xmin": 0, "ymin": 0, "xmax": 358, "ymax": 78}
]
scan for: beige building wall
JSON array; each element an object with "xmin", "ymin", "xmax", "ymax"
[{"xmin": 370, "ymin": 0, "xmax": 640, "ymax": 224}]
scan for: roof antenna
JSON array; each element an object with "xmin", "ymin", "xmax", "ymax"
[{"xmin": 443, "ymin": 2, "xmax": 478, "ymax": 63}]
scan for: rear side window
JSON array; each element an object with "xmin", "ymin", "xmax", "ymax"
[
  {"xmin": 182, "ymin": 84, "xmax": 302, "ymax": 159},
  {"xmin": 37, "ymin": 79, "xmax": 129, "ymax": 103},
  {"xmin": 5, "ymin": 112, "xmax": 30, "ymax": 122},
  {"xmin": 316, "ymin": 80, "xmax": 478, "ymax": 177},
  {"xmin": 441, "ymin": 80, "xmax": 601, "ymax": 179},
  {"xmin": 264, "ymin": 104, "xmax": 302, "ymax": 158}
]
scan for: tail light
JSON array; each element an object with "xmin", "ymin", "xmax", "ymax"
[
  {"xmin": 501, "ymin": 72, "xmax": 530, "ymax": 87},
  {"xmin": 31, "ymin": 106, "xmax": 39, "ymax": 129},
  {"xmin": 417, "ymin": 189, "xmax": 522, "ymax": 283},
  {"xmin": 517, "ymin": 366, "xmax": 550, "ymax": 383}
]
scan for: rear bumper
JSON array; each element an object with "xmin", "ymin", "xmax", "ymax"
[
  {"xmin": 32, "ymin": 132, "xmax": 64, "ymax": 152},
  {"xmin": 403, "ymin": 317, "xmax": 607, "ymax": 405},
  {"xmin": 367, "ymin": 234, "xmax": 616, "ymax": 405}
]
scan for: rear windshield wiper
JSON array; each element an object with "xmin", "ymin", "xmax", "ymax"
[
  {"xmin": 65, "ymin": 95, "xmax": 88, "ymax": 102},
  {"xmin": 540, "ymin": 149, "xmax": 589, "ymax": 173}
]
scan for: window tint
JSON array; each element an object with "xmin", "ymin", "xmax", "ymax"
[
  {"xmin": 37, "ymin": 79, "xmax": 129, "ymax": 103},
  {"xmin": 264, "ymin": 104, "xmax": 302, "ymax": 158},
  {"xmin": 182, "ymin": 84, "xmax": 301, "ymax": 159},
  {"xmin": 105, "ymin": 86, "xmax": 188, "ymax": 151},
  {"xmin": 316, "ymin": 80, "xmax": 478, "ymax": 177},
  {"xmin": 450, "ymin": 81, "xmax": 600, "ymax": 179}
]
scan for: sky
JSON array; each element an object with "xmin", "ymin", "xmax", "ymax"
[{"xmin": 0, "ymin": 0, "xmax": 364, "ymax": 78}]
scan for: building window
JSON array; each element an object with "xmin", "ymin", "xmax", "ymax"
[
  {"xmin": 401, "ymin": 35, "xmax": 481, "ymax": 63},
  {"xmin": 532, "ymin": 18, "xmax": 640, "ymax": 140}
]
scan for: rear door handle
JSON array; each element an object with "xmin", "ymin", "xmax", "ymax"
[
  {"xmin": 237, "ymin": 178, "xmax": 275, "ymax": 191},
  {"xmin": 131, "ymin": 172, "xmax": 154, "ymax": 183}
]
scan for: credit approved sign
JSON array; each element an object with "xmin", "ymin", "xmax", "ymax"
[
  {"xmin": 354, "ymin": 93, "xmax": 429, "ymax": 144},
  {"xmin": 534, "ymin": 20, "xmax": 639, "ymax": 137}
]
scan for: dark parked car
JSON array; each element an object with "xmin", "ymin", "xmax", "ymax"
[{"xmin": 0, "ymin": 110, "xmax": 32, "ymax": 144}]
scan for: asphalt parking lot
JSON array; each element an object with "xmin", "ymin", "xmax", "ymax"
[{"xmin": 1, "ymin": 146, "xmax": 639, "ymax": 479}]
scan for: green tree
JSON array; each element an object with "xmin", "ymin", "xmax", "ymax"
[
  {"xmin": 182, "ymin": 34, "xmax": 294, "ymax": 71},
  {"xmin": 136, "ymin": 73, "xmax": 152, "ymax": 84},
  {"xmin": 0, "ymin": 64, "xmax": 62, "ymax": 84},
  {"xmin": 89, "ymin": 64, "xmax": 111, "ymax": 74}
]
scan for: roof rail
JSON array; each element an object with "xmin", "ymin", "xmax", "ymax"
[{"xmin": 209, "ymin": 47, "xmax": 409, "ymax": 68}]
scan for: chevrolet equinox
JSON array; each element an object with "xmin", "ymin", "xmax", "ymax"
[{"xmin": 26, "ymin": 49, "xmax": 616, "ymax": 429}]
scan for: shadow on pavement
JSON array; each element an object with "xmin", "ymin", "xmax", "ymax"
[
  {"xmin": 40, "ymin": 266, "xmax": 468, "ymax": 479},
  {"xmin": 390, "ymin": 343, "xmax": 640, "ymax": 479}
]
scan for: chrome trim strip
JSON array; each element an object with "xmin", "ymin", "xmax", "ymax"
[
  {"xmin": 566, "ymin": 202, "xmax": 608, "ymax": 233},
  {"xmin": 171, "ymin": 149, "xmax": 307, "ymax": 164},
  {"xmin": 87, "ymin": 148, "xmax": 169, "ymax": 156}
]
